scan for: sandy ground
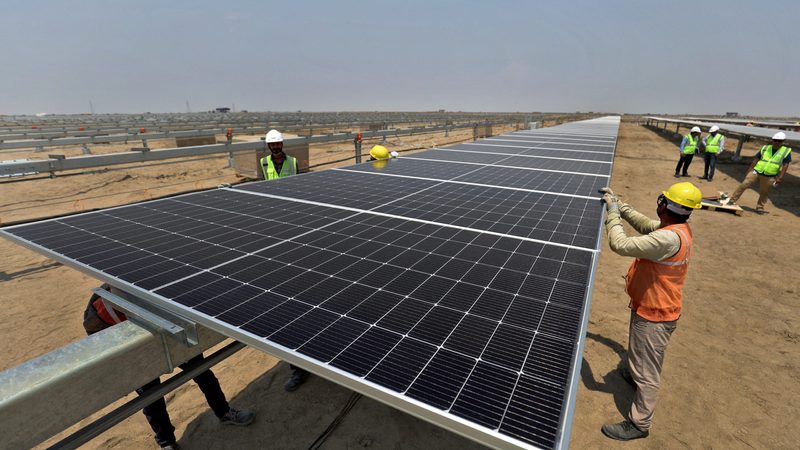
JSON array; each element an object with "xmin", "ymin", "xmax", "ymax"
[{"xmin": 1, "ymin": 121, "xmax": 798, "ymax": 449}]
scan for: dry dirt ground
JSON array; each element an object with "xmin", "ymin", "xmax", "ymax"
[{"xmin": 1, "ymin": 121, "xmax": 797, "ymax": 449}]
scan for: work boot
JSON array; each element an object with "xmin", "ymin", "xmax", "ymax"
[
  {"xmin": 756, "ymin": 208, "xmax": 767, "ymax": 215},
  {"xmin": 284, "ymin": 368, "xmax": 309, "ymax": 392},
  {"xmin": 673, "ymin": 173, "xmax": 680, "ymax": 178},
  {"xmin": 220, "ymin": 408, "xmax": 255, "ymax": 426},
  {"xmin": 161, "ymin": 443, "xmax": 179, "ymax": 450},
  {"xmin": 619, "ymin": 367, "xmax": 635, "ymax": 387},
  {"xmin": 699, "ymin": 175, "xmax": 708, "ymax": 180},
  {"xmin": 681, "ymin": 173, "xmax": 690, "ymax": 177},
  {"xmin": 601, "ymin": 420, "xmax": 649, "ymax": 441}
]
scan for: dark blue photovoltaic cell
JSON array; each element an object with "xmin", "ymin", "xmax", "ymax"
[
  {"xmin": 338, "ymin": 158, "xmax": 479, "ymax": 179},
  {"xmin": 234, "ymin": 169, "xmax": 439, "ymax": 210},
  {"xmin": 2, "ymin": 118, "xmax": 620, "ymax": 450}
]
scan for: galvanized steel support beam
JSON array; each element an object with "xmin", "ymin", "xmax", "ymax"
[{"xmin": 0, "ymin": 309, "xmax": 227, "ymax": 448}]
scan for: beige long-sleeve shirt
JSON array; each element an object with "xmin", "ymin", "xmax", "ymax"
[{"xmin": 605, "ymin": 202, "xmax": 681, "ymax": 261}]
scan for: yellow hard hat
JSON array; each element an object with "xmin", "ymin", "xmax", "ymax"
[
  {"xmin": 662, "ymin": 182, "xmax": 702, "ymax": 209},
  {"xmin": 369, "ymin": 145, "xmax": 390, "ymax": 160}
]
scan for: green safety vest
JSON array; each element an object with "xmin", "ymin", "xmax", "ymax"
[
  {"xmin": 260, "ymin": 154, "xmax": 298, "ymax": 180},
  {"xmin": 683, "ymin": 134, "xmax": 699, "ymax": 155},
  {"xmin": 754, "ymin": 145, "xmax": 791, "ymax": 176},
  {"xmin": 705, "ymin": 133, "xmax": 723, "ymax": 154}
]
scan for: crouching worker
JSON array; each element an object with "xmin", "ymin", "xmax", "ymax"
[
  {"xmin": 83, "ymin": 285, "xmax": 255, "ymax": 450},
  {"xmin": 368, "ymin": 145, "xmax": 398, "ymax": 161}
]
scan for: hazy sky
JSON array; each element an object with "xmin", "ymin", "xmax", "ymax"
[{"xmin": 1, "ymin": 0, "xmax": 797, "ymax": 116}]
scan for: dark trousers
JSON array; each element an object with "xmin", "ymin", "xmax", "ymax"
[
  {"xmin": 703, "ymin": 152, "xmax": 718, "ymax": 179},
  {"xmin": 674, "ymin": 153, "xmax": 694, "ymax": 175},
  {"xmin": 137, "ymin": 355, "xmax": 230, "ymax": 447}
]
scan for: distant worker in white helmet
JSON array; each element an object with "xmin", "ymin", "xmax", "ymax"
[
  {"xmin": 727, "ymin": 131, "xmax": 792, "ymax": 214},
  {"xmin": 259, "ymin": 129, "xmax": 309, "ymax": 391},
  {"xmin": 674, "ymin": 126, "xmax": 701, "ymax": 178},
  {"xmin": 700, "ymin": 125, "xmax": 725, "ymax": 181},
  {"xmin": 260, "ymin": 129, "xmax": 298, "ymax": 180}
]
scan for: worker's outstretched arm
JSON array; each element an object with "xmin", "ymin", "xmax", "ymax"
[
  {"xmin": 604, "ymin": 202, "xmax": 679, "ymax": 260},
  {"xmin": 599, "ymin": 187, "xmax": 659, "ymax": 234},
  {"xmin": 618, "ymin": 202, "xmax": 660, "ymax": 234}
]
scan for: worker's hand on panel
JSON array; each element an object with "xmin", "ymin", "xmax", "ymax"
[{"xmin": 599, "ymin": 187, "xmax": 618, "ymax": 204}]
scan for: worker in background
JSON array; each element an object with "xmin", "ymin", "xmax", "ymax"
[
  {"xmin": 700, "ymin": 125, "xmax": 725, "ymax": 181},
  {"xmin": 258, "ymin": 128, "xmax": 309, "ymax": 391},
  {"xmin": 727, "ymin": 131, "xmax": 792, "ymax": 214},
  {"xmin": 368, "ymin": 144, "xmax": 398, "ymax": 169},
  {"xmin": 260, "ymin": 129, "xmax": 298, "ymax": 180},
  {"xmin": 674, "ymin": 127, "xmax": 701, "ymax": 178},
  {"xmin": 368, "ymin": 144, "xmax": 398, "ymax": 161},
  {"xmin": 599, "ymin": 182, "xmax": 702, "ymax": 441},
  {"xmin": 83, "ymin": 286, "xmax": 254, "ymax": 450}
]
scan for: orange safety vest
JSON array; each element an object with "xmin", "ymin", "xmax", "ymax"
[
  {"xmin": 625, "ymin": 223, "xmax": 693, "ymax": 322},
  {"xmin": 92, "ymin": 296, "xmax": 127, "ymax": 326}
]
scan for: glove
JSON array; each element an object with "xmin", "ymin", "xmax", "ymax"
[{"xmin": 599, "ymin": 187, "xmax": 618, "ymax": 204}]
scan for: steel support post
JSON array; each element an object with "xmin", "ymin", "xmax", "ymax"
[{"xmin": 354, "ymin": 138, "xmax": 362, "ymax": 164}]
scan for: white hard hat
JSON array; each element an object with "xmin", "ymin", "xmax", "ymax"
[
  {"xmin": 709, "ymin": 125, "xmax": 720, "ymax": 133},
  {"xmin": 690, "ymin": 126, "xmax": 701, "ymax": 133},
  {"xmin": 390, "ymin": 151, "xmax": 399, "ymax": 158},
  {"xmin": 772, "ymin": 131, "xmax": 786, "ymax": 140},
  {"xmin": 265, "ymin": 129, "xmax": 283, "ymax": 143}
]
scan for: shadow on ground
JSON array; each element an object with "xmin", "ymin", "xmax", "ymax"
[
  {"xmin": 0, "ymin": 261, "xmax": 61, "ymax": 281},
  {"xmin": 177, "ymin": 362, "xmax": 486, "ymax": 450},
  {"xmin": 580, "ymin": 332, "xmax": 634, "ymax": 418},
  {"xmin": 644, "ymin": 125, "xmax": 800, "ymax": 217}
]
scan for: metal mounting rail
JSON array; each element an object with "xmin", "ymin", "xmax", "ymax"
[
  {"xmin": 49, "ymin": 341, "xmax": 245, "ymax": 450},
  {"xmin": 0, "ymin": 121, "xmax": 514, "ymax": 178},
  {"xmin": 0, "ymin": 290, "xmax": 229, "ymax": 449}
]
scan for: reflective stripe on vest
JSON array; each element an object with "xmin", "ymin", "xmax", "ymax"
[
  {"xmin": 754, "ymin": 145, "xmax": 791, "ymax": 176},
  {"xmin": 705, "ymin": 133, "xmax": 723, "ymax": 154},
  {"xmin": 260, "ymin": 154, "xmax": 298, "ymax": 180},
  {"xmin": 684, "ymin": 134, "xmax": 698, "ymax": 154},
  {"xmin": 625, "ymin": 223, "xmax": 693, "ymax": 322}
]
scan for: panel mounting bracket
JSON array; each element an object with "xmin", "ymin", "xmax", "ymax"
[{"xmin": 91, "ymin": 288, "xmax": 199, "ymax": 347}]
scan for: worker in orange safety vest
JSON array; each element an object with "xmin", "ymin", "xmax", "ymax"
[{"xmin": 598, "ymin": 182, "xmax": 702, "ymax": 441}]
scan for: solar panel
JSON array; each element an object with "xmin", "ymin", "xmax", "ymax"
[
  {"xmin": 447, "ymin": 143, "xmax": 615, "ymax": 162},
  {"xmin": 2, "ymin": 117, "xmax": 620, "ymax": 450}
]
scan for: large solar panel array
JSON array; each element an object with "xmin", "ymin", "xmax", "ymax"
[{"xmin": 2, "ymin": 117, "xmax": 619, "ymax": 450}]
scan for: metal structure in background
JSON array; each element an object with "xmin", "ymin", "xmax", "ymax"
[
  {"xmin": 0, "ymin": 117, "xmax": 540, "ymax": 155},
  {"xmin": 0, "ymin": 121, "xmax": 514, "ymax": 178},
  {"xmin": 0, "ymin": 111, "xmax": 535, "ymax": 139},
  {"xmin": 683, "ymin": 116, "xmax": 800, "ymax": 130},
  {"xmin": 644, "ymin": 116, "xmax": 800, "ymax": 160}
]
